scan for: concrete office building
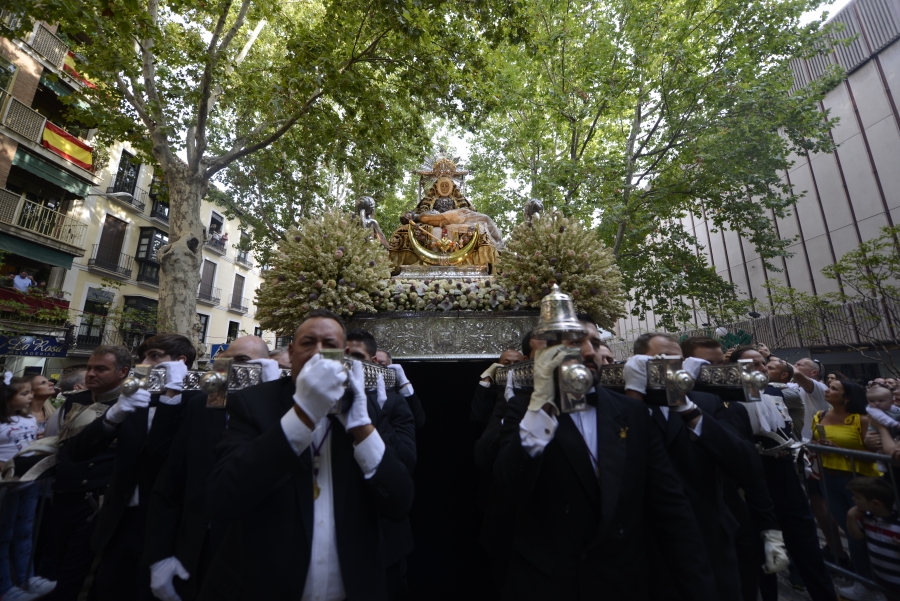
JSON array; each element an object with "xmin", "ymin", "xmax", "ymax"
[{"xmin": 614, "ymin": 0, "xmax": 900, "ymax": 379}]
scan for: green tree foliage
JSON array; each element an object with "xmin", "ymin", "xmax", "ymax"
[
  {"xmin": 498, "ymin": 213, "xmax": 625, "ymax": 329},
  {"xmin": 5, "ymin": 0, "xmax": 514, "ymax": 333},
  {"xmin": 462, "ymin": 0, "xmax": 843, "ymax": 331},
  {"xmin": 255, "ymin": 209, "xmax": 392, "ymax": 333}
]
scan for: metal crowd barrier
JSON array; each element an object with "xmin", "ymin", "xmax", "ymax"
[{"xmin": 804, "ymin": 441, "xmax": 899, "ymax": 595}]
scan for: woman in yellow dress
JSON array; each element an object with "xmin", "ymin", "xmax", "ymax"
[{"xmin": 811, "ymin": 378, "xmax": 879, "ymax": 582}]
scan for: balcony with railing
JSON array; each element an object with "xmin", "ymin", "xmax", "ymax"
[
  {"xmin": 87, "ymin": 244, "xmax": 135, "ymax": 279},
  {"xmin": 197, "ymin": 284, "xmax": 221, "ymax": 306},
  {"xmin": 204, "ymin": 236, "xmax": 227, "ymax": 256},
  {"xmin": 99, "ymin": 182, "xmax": 147, "ymax": 213},
  {"xmin": 235, "ymin": 250, "xmax": 253, "ymax": 268},
  {"xmin": 29, "ymin": 23, "xmax": 69, "ymax": 70},
  {"xmin": 228, "ymin": 295, "xmax": 249, "ymax": 314},
  {"xmin": 0, "ymin": 91, "xmax": 95, "ymax": 173},
  {"xmin": 149, "ymin": 200, "xmax": 169, "ymax": 225},
  {"xmin": 0, "ymin": 187, "xmax": 88, "ymax": 254}
]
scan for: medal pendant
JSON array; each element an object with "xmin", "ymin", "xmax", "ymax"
[{"xmin": 313, "ymin": 480, "xmax": 320, "ymax": 500}]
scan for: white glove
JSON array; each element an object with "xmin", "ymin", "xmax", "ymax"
[
  {"xmin": 623, "ymin": 355, "xmax": 653, "ymax": 395},
  {"xmin": 681, "ymin": 357, "xmax": 709, "ymax": 379},
  {"xmin": 293, "ymin": 353, "xmax": 346, "ymax": 425},
  {"xmin": 528, "ymin": 346, "xmax": 571, "ymax": 414},
  {"xmin": 504, "ymin": 370, "xmax": 515, "ymax": 401},
  {"xmin": 150, "ymin": 556, "xmax": 189, "ymax": 601},
  {"xmin": 761, "ymin": 530, "xmax": 789, "ymax": 574},
  {"xmin": 336, "ymin": 360, "xmax": 371, "ymax": 430},
  {"xmin": 248, "ymin": 358, "xmax": 282, "ymax": 383},
  {"xmin": 157, "ymin": 361, "xmax": 189, "ymax": 392},
  {"xmin": 480, "ymin": 363, "xmax": 504, "ymax": 381},
  {"xmin": 105, "ymin": 388, "xmax": 152, "ymax": 424},
  {"xmin": 387, "ymin": 364, "xmax": 413, "ymax": 395},
  {"xmin": 376, "ymin": 374, "xmax": 387, "ymax": 409},
  {"xmin": 673, "ymin": 398, "xmax": 697, "ymax": 413}
]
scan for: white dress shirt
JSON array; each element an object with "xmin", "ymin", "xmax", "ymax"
[
  {"xmin": 519, "ymin": 393, "xmax": 704, "ymax": 468},
  {"xmin": 798, "ymin": 379, "xmax": 829, "ymax": 440},
  {"xmin": 280, "ymin": 410, "xmax": 386, "ymax": 601},
  {"xmin": 519, "ymin": 398, "xmax": 600, "ymax": 470}
]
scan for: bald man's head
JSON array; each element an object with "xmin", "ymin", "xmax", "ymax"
[{"xmin": 219, "ymin": 336, "xmax": 270, "ymax": 363}]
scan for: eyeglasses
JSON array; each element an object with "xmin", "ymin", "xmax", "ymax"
[{"xmin": 812, "ymin": 359, "xmax": 823, "ymax": 371}]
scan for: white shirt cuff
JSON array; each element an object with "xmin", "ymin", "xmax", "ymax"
[
  {"xmin": 399, "ymin": 383, "xmax": 414, "ymax": 397},
  {"xmin": 280, "ymin": 409, "xmax": 314, "ymax": 455},
  {"xmin": 479, "ymin": 381, "xmax": 491, "ymax": 388},
  {"xmin": 353, "ymin": 429, "xmax": 385, "ymax": 479},
  {"xmin": 519, "ymin": 409, "xmax": 558, "ymax": 457},
  {"xmin": 689, "ymin": 415, "xmax": 703, "ymax": 437},
  {"xmin": 158, "ymin": 393, "xmax": 182, "ymax": 406}
]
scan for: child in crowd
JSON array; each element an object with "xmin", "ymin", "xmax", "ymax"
[
  {"xmin": 0, "ymin": 374, "xmax": 55, "ymax": 600},
  {"xmin": 867, "ymin": 384, "xmax": 900, "ymax": 435},
  {"xmin": 848, "ymin": 477, "xmax": 900, "ymax": 601}
]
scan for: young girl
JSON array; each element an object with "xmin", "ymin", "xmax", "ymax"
[{"xmin": 0, "ymin": 375, "xmax": 49, "ymax": 600}]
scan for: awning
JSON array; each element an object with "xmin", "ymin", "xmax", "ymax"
[
  {"xmin": 39, "ymin": 73, "xmax": 91, "ymax": 110},
  {"xmin": 39, "ymin": 73, "xmax": 75, "ymax": 98},
  {"xmin": 12, "ymin": 150, "xmax": 91, "ymax": 197},
  {"xmin": 0, "ymin": 233, "xmax": 74, "ymax": 268}
]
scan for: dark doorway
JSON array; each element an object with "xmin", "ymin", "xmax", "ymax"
[
  {"xmin": 401, "ymin": 359, "xmax": 496, "ymax": 601},
  {"xmin": 96, "ymin": 214, "xmax": 127, "ymax": 270}
]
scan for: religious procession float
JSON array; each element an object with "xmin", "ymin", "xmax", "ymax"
[{"xmin": 254, "ymin": 151, "xmax": 627, "ymax": 361}]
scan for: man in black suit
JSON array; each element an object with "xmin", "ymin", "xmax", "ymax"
[
  {"xmin": 199, "ymin": 310, "xmax": 414, "ymax": 601},
  {"xmin": 469, "ymin": 348, "xmax": 525, "ymax": 429},
  {"xmin": 494, "ymin": 323, "xmax": 719, "ymax": 601},
  {"xmin": 373, "ymin": 349, "xmax": 425, "ymax": 431},
  {"xmin": 624, "ymin": 333, "xmax": 787, "ymax": 601},
  {"xmin": 61, "ymin": 334, "xmax": 194, "ymax": 601},
  {"xmin": 43, "ymin": 345, "xmax": 131, "ymax": 601},
  {"xmin": 680, "ymin": 336, "xmax": 784, "ymax": 601},
  {"xmin": 728, "ymin": 347, "xmax": 837, "ymax": 601},
  {"xmin": 346, "ymin": 328, "xmax": 417, "ymax": 600},
  {"xmin": 143, "ymin": 336, "xmax": 277, "ymax": 601}
]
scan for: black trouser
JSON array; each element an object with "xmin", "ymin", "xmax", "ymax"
[
  {"xmin": 758, "ymin": 456, "xmax": 837, "ymax": 601},
  {"xmin": 89, "ymin": 507, "xmax": 152, "ymax": 601},
  {"xmin": 41, "ymin": 491, "xmax": 100, "ymax": 601}
]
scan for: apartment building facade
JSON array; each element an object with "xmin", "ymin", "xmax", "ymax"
[{"xmin": 0, "ymin": 18, "xmax": 269, "ymax": 378}]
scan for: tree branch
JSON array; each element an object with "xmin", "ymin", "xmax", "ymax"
[
  {"xmin": 203, "ymin": 89, "xmax": 324, "ymax": 179},
  {"xmin": 193, "ymin": 0, "xmax": 252, "ymax": 172}
]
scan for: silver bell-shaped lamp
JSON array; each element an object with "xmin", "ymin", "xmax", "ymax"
[{"xmin": 531, "ymin": 284, "xmax": 588, "ymax": 342}]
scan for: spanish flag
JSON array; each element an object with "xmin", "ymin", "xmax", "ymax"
[
  {"xmin": 63, "ymin": 52, "xmax": 97, "ymax": 89},
  {"xmin": 42, "ymin": 122, "xmax": 93, "ymax": 171}
]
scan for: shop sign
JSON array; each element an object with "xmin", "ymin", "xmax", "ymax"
[{"xmin": 0, "ymin": 335, "xmax": 68, "ymax": 357}]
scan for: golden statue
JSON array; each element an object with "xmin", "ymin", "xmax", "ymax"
[{"xmin": 388, "ymin": 153, "xmax": 503, "ymax": 272}]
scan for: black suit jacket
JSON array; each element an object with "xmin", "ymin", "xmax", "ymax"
[
  {"xmin": 495, "ymin": 387, "xmax": 719, "ymax": 601},
  {"xmin": 143, "ymin": 391, "xmax": 225, "ymax": 587},
  {"xmin": 54, "ymin": 391, "xmax": 117, "ymax": 493},
  {"xmin": 648, "ymin": 392, "xmax": 762, "ymax": 601},
  {"xmin": 199, "ymin": 378, "xmax": 414, "ymax": 601},
  {"xmin": 708, "ymin": 396, "xmax": 780, "ymax": 535},
  {"xmin": 63, "ymin": 391, "xmax": 184, "ymax": 553},
  {"xmin": 368, "ymin": 389, "xmax": 417, "ymax": 567}
]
